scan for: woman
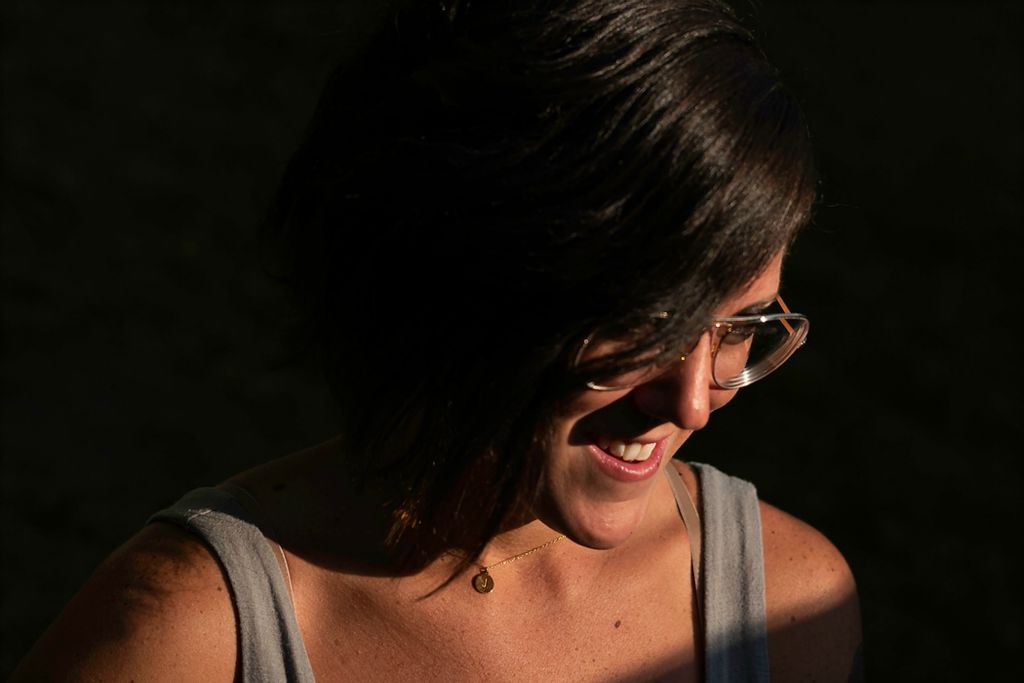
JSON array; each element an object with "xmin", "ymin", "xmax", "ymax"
[{"xmin": 14, "ymin": 0, "xmax": 862, "ymax": 680}]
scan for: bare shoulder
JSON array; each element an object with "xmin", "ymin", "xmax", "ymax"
[
  {"xmin": 759, "ymin": 500, "xmax": 863, "ymax": 682},
  {"xmin": 11, "ymin": 522, "xmax": 237, "ymax": 682}
]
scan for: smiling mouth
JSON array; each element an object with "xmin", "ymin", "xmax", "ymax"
[{"xmin": 594, "ymin": 437, "xmax": 657, "ymax": 462}]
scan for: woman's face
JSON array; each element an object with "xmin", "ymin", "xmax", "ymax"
[{"xmin": 531, "ymin": 252, "xmax": 785, "ymax": 548}]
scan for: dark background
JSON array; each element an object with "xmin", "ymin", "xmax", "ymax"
[{"xmin": 2, "ymin": 0, "xmax": 1021, "ymax": 679}]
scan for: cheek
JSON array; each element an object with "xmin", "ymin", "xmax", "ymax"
[
  {"xmin": 562, "ymin": 386, "xmax": 626, "ymax": 415},
  {"xmin": 549, "ymin": 389, "xmax": 630, "ymax": 438},
  {"xmin": 710, "ymin": 387, "xmax": 739, "ymax": 412}
]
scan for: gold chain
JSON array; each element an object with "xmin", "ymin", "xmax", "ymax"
[
  {"xmin": 469, "ymin": 534, "xmax": 565, "ymax": 594},
  {"xmin": 482, "ymin": 534, "xmax": 564, "ymax": 572}
]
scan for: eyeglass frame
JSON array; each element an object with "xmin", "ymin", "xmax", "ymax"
[{"xmin": 573, "ymin": 295, "xmax": 809, "ymax": 391}]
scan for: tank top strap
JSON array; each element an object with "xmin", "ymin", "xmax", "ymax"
[
  {"xmin": 148, "ymin": 487, "xmax": 317, "ymax": 683},
  {"xmin": 689, "ymin": 462, "xmax": 771, "ymax": 682},
  {"xmin": 664, "ymin": 462, "xmax": 704, "ymax": 621}
]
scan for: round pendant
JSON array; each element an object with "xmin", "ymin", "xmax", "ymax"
[{"xmin": 472, "ymin": 570, "xmax": 495, "ymax": 593}]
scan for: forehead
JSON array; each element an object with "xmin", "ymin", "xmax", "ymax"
[{"xmin": 714, "ymin": 250, "xmax": 785, "ymax": 315}]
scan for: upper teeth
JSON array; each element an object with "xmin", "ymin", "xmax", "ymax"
[{"xmin": 597, "ymin": 438, "xmax": 657, "ymax": 462}]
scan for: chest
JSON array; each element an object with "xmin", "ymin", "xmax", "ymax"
[{"xmin": 295, "ymin": 559, "xmax": 700, "ymax": 682}]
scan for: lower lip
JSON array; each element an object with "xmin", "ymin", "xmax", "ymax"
[{"xmin": 585, "ymin": 440, "xmax": 665, "ymax": 483}]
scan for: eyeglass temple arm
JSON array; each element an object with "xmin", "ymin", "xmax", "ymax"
[{"xmin": 775, "ymin": 295, "xmax": 796, "ymax": 335}]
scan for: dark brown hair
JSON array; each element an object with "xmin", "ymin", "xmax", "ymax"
[{"xmin": 270, "ymin": 0, "xmax": 817, "ymax": 572}]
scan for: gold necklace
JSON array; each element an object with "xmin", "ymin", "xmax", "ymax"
[{"xmin": 471, "ymin": 534, "xmax": 565, "ymax": 594}]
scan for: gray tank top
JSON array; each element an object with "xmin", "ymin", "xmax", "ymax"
[{"xmin": 149, "ymin": 461, "xmax": 768, "ymax": 682}]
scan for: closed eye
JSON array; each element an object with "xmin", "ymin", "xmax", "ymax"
[{"xmin": 721, "ymin": 324, "xmax": 758, "ymax": 344}]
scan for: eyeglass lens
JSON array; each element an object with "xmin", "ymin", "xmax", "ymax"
[
  {"xmin": 711, "ymin": 316, "xmax": 808, "ymax": 389},
  {"xmin": 585, "ymin": 314, "xmax": 807, "ymax": 391}
]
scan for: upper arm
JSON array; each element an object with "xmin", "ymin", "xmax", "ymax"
[
  {"xmin": 11, "ymin": 522, "xmax": 238, "ymax": 682},
  {"xmin": 760, "ymin": 501, "xmax": 863, "ymax": 682}
]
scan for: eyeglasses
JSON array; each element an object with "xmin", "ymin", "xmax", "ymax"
[{"xmin": 574, "ymin": 296, "xmax": 809, "ymax": 391}]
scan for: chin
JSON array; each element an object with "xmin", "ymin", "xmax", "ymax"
[{"xmin": 534, "ymin": 479, "xmax": 659, "ymax": 550}]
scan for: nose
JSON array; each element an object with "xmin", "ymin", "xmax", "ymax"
[{"xmin": 630, "ymin": 332, "xmax": 715, "ymax": 431}]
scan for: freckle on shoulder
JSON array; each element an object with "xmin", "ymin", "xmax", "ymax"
[
  {"xmin": 758, "ymin": 500, "xmax": 862, "ymax": 681},
  {"xmin": 759, "ymin": 500, "xmax": 857, "ymax": 606},
  {"xmin": 11, "ymin": 522, "xmax": 237, "ymax": 682}
]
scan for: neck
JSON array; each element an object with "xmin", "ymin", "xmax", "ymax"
[
  {"xmin": 287, "ymin": 437, "xmax": 679, "ymax": 591},
  {"xmin": 475, "ymin": 519, "xmax": 563, "ymax": 567}
]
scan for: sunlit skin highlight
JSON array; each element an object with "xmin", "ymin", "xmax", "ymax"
[
  {"xmin": 10, "ymin": 245, "xmax": 862, "ymax": 682},
  {"xmin": 482, "ymin": 251, "xmax": 786, "ymax": 557}
]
